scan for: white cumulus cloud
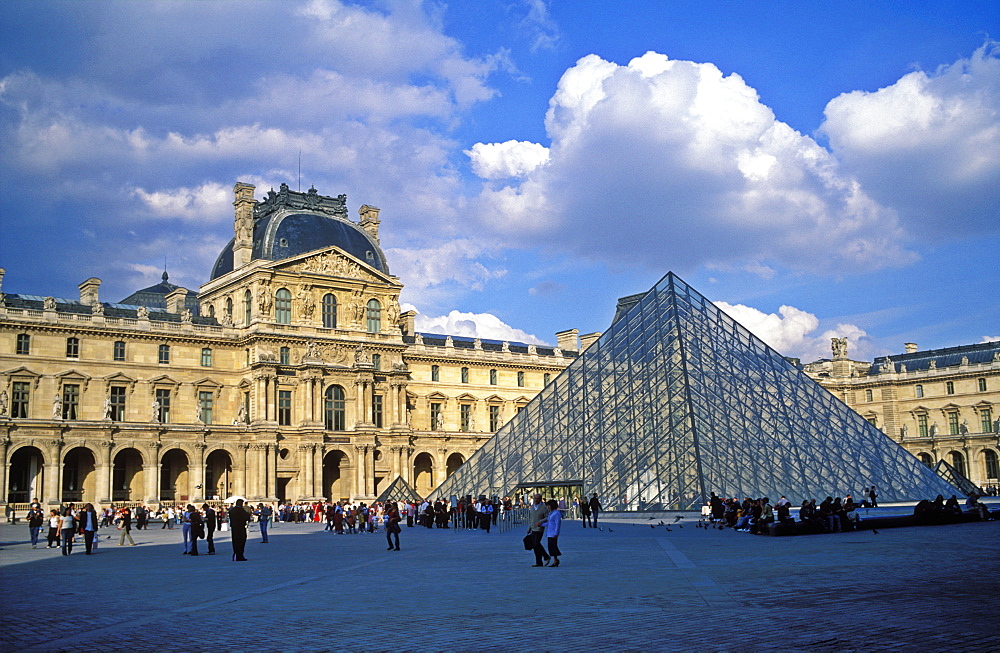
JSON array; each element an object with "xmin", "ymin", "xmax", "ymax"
[
  {"xmin": 471, "ymin": 51, "xmax": 916, "ymax": 275},
  {"xmin": 406, "ymin": 307, "xmax": 546, "ymax": 344},
  {"xmin": 714, "ymin": 301, "xmax": 872, "ymax": 361},
  {"xmin": 821, "ymin": 43, "xmax": 1000, "ymax": 240},
  {"xmin": 133, "ymin": 183, "xmax": 230, "ymax": 221},
  {"xmin": 466, "ymin": 140, "xmax": 550, "ymax": 179}
]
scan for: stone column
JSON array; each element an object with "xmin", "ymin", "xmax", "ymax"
[
  {"xmin": 354, "ymin": 445, "xmax": 366, "ymax": 498},
  {"xmin": 235, "ymin": 443, "xmax": 250, "ymax": 496},
  {"xmin": 432, "ymin": 447, "xmax": 447, "ymax": 489},
  {"xmin": 192, "ymin": 443, "xmax": 207, "ymax": 503},
  {"xmin": 314, "ymin": 446, "xmax": 324, "ymax": 500},
  {"xmin": 354, "ymin": 380, "xmax": 365, "ymax": 425},
  {"xmin": 0, "ymin": 437, "xmax": 11, "ymax": 508},
  {"xmin": 143, "ymin": 463, "xmax": 159, "ymax": 505},
  {"xmin": 97, "ymin": 441, "xmax": 113, "ymax": 504},
  {"xmin": 365, "ymin": 446, "xmax": 375, "ymax": 496},
  {"xmin": 256, "ymin": 445, "xmax": 267, "ymax": 499},
  {"xmin": 299, "ymin": 445, "xmax": 313, "ymax": 499}
]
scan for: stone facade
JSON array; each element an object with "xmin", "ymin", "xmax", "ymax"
[
  {"xmin": 0, "ymin": 184, "xmax": 575, "ymax": 509},
  {"xmin": 804, "ymin": 340, "xmax": 1000, "ymax": 492}
]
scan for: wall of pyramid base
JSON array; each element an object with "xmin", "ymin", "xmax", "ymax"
[{"xmin": 432, "ymin": 272, "xmax": 960, "ymax": 511}]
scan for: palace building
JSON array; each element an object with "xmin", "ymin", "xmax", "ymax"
[
  {"xmin": 0, "ymin": 183, "xmax": 583, "ymax": 510},
  {"xmin": 803, "ymin": 339, "xmax": 1000, "ymax": 492}
]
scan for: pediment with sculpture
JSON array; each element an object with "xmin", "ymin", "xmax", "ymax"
[{"xmin": 278, "ymin": 248, "xmax": 393, "ymax": 285}]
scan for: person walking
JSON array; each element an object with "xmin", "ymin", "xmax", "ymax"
[
  {"xmin": 588, "ymin": 493, "xmax": 602, "ymax": 528},
  {"xmin": 228, "ymin": 499, "xmax": 251, "ymax": 561},
  {"xmin": 478, "ymin": 497, "xmax": 494, "ymax": 533},
  {"xmin": 527, "ymin": 494, "xmax": 551, "ymax": 567},
  {"xmin": 26, "ymin": 506, "xmax": 44, "ymax": 548},
  {"xmin": 182, "ymin": 504, "xmax": 201, "ymax": 555},
  {"xmin": 59, "ymin": 506, "xmax": 77, "ymax": 556},
  {"xmin": 256, "ymin": 503, "xmax": 272, "ymax": 543},
  {"xmin": 539, "ymin": 499, "xmax": 563, "ymax": 567},
  {"xmin": 80, "ymin": 503, "xmax": 100, "ymax": 554},
  {"xmin": 868, "ymin": 486, "xmax": 879, "ymax": 508},
  {"xmin": 46, "ymin": 509, "xmax": 61, "ymax": 548},
  {"xmin": 580, "ymin": 495, "xmax": 592, "ymax": 528},
  {"xmin": 202, "ymin": 503, "xmax": 217, "ymax": 555},
  {"xmin": 385, "ymin": 502, "xmax": 401, "ymax": 551},
  {"xmin": 118, "ymin": 507, "xmax": 136, "ymax": 546}
]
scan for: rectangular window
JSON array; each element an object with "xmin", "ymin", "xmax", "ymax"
[
  {"xmin": 158, "ymin": 344, "xmax": 170, "ymax": 364},
  {"xmin": 113, "ymin": 340, "xmax": 126, "ymax": 361},
  {"xmin": 431, "ymin": 365, "xmax": 439, "ymax": 382},
  {"xmin": 460, "ymin": 404, "xmax": 471, "ymax": 432},
  {"xmin": 517, "ymin": 371, "xmax": 525, "ymax": 387},
  {"xmin": 372, "ymin": 354, "xmax": 381, "ymax": 371},
  {"xmin": 372, "ymin": 394, "xmax": 383, "ymax": 428},
  {"xmin": 489, "ymin": 369, "xmax": 498, "ymax": 385},
  {"xmin": 243, "ymin": 391, "xmax": 251, "ymax": 424},
  {"xmin": 16, "ymin": 334, "xmax": 30, "ymax": 355},
  {"xmin": 947, "ymin": 411, "xmax": 959, "ymax": 435},
  {"xmin": 155, "ymin": 388, "xmax": 171, "ymax": 423},
  {"xmin": 62, "ymin": 384, "xmax": 79, "ymax": 420},
  {"xmin": 430, "ymin": 402, "xmax": 442, "ymax": 431},
  {"xmin": 109, "ymin": 386, "xmax": 126, "ymax": 422},
  {"xmin": 66, "ymin": 337, "xmax": 80, "ymax": 358},
  {"xmin": 199, "ymin": 390, "xmax": 214, "ymax": 425},
  {"xmin": 915, "ymin": 385, "xmax": 924, "ymax": 398},
  {"xmin": 865, "ymin": 389, "xmax": 873, "ymax": 402},
  {"xmin": 981, "ymin": 408, "xmax": 992, "ymax": 435},
  {"xmin": 280, "ymin": 347, "xmax": 290, "ymax": 365},
  {"xmin": 201, "ymin": 348, "xmax": 212, "ymax": 367},
  {"xmin": 946, "ymin": 381, "xmax": 955, "ymax": 395},
  {"xmin": 866, "ymin": 417, "xmax": 877, "ymax": 427},
  {"xmin": 918, "ymin": 414, "xmax": 928, "ymax": 437},
  {"xmin": 544, "ymin": 373, "xmax": 551, "ymax": 385},
  {"xmin": 12, "ymin": 381, "xmax": 30, "ymax": 418},
  {"xmin": 489, "ymin": 405, "xmax": 500, "ymax": 432},
  {"xmin": 979, "ymin": 378, "xmax": 988, "ymax": 392},
  {"xmin": 461, "ymin": 367, "xmax": 469, "ymax": 383},
  {"xmin": 278, "ymin": 390, "xmax": 292, "ymax": 426}
]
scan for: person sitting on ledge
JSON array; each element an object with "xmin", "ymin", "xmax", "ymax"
[
  {"xmin": 965, "ymin": 494, "xmax": 993, "ymax": 520},
  {"xmin": 820, "ymin": 497, "xmax": 841, "ymax": 532},
  {"xmin": 944, "ymin": 495, "xmax": 962, "ymax": 516}
]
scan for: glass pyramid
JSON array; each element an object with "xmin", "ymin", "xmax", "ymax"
[
  {"xmin": 434, "ymin": 273, "xmax": 959, "ymax": 510},
  {"xmin": 376, "ymin": 475, "xmax": 421, "ymax": 504}
]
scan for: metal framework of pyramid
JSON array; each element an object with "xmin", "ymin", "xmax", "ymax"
[{"xmin": 434, "ymin": 272, "xmax": 959, "ymax": 510}]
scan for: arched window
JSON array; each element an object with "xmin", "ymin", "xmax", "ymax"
[
  {"xmin": 366, "ymin": 299, "xmax": 381, "ymax": 333},
  {"xmin": 919, "ymin": 452, "xmax": 933, "ymax": 468},
  {"xmin": 324, "ymin": 385, "xmax": 346, "ymax": 431},
  {"xmin": 208, "ymin": 304, "xmax": 215, "ymax": 318},
  {"xmin": 322, "ymin": 294, "xmax": 337, "ymax": 328},
  {"xmin": 950, "ymin": 451, "xmax": 966, "ymax": 476},
  {"xmin": 275, "ymin": 288, "xmax": 291, "ymax": 324},
  {"xmin": 985, "ymin": 450, "xmax": 999, "ymax": 480},
  {"xmin": 244, "ymin": 290, "xmax": 253, "ymax": 325},
  {"xmin": 225, "ymin": 297, "xmax": 233, "ymax": 320}
]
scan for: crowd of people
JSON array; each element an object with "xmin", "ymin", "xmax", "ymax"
[{"xmin": 707, "ymin": 491, "xmax": 875, "ymax": 534}]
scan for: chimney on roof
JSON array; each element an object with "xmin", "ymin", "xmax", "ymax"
[
  {"xmin": 78, "ymin": 277, "xmax": 101, "ymax": 306},
  {"xmin": 555, "ymin": 328, "xmax": 579, "ymax": 352},
  {"xmin": 400, "ymin": 310, "xmax": 416, "ymax": 337},
  {"xmin": 359, "ymin": 205, "xmax": 381, "ymax": 243},
  {"xmin": 904, "ymin": 343, "xmax": 918, "ymax": 354},
  {"xmin": 233, "ymin": 182, "xmax": 257, "ymax": 269},
  {"xmin": 165, "ymin": 287, "xmax": 188, "ymax": 314},
  {"xmin": 580, "ymin": 332, "xmax": 602, "ymax": 351}
]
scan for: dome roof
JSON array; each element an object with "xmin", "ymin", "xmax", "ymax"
[{"xmin": 210, "ymin": 190, "xmax": 389, "ymax": 280}]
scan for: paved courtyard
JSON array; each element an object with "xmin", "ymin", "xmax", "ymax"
[{"xmin": 1, "ymin": 513, "xmax": 998, "ymax": 652}]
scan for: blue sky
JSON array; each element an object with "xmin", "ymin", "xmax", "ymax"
[{"xmin": 1, "ymin": 1, "xmax": 997, "ymax": 361}]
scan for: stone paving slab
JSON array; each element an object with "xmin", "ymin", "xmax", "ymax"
[{"xmin": 1, "ymin": 516, "xmax": 998, "ymax": 652}]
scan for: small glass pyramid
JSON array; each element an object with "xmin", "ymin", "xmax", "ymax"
[{"xmin": 434, "ymin": 272, "xmax": 958, "ymax": 510}]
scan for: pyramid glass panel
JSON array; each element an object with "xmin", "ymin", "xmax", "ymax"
[{"xmin": 434, "ymin": 273, "xmax": 959, "ymax": 510}]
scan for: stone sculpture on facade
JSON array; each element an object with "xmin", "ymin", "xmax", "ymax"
[
  {"xmin": 831, "ymin": 337, "xmax": 848, "ymax": 359},
  {"xmin": 236, "ymin": 403, "xmax": 248, "ymax": 425},
  {"xmin": 103, "ymin": 396, "xmax": 113, "ymax": 420},
  {"xmin": 136, "ymin": 306, "xmax": 149, "ymax": 319},
  {"xmin": 43, "ymin": 296, "xmax": 57, "ymax": 311},
  {"xmin": 52, "ymin": 394, "xmax": 62, "ymax": 420},
  {"xmin": 0, "ymin": 390, "xmax": 8, "ymax": 417},
  {"xmin": 151, "ymin": 400, "xmax": 161, "ymax": 423}
]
